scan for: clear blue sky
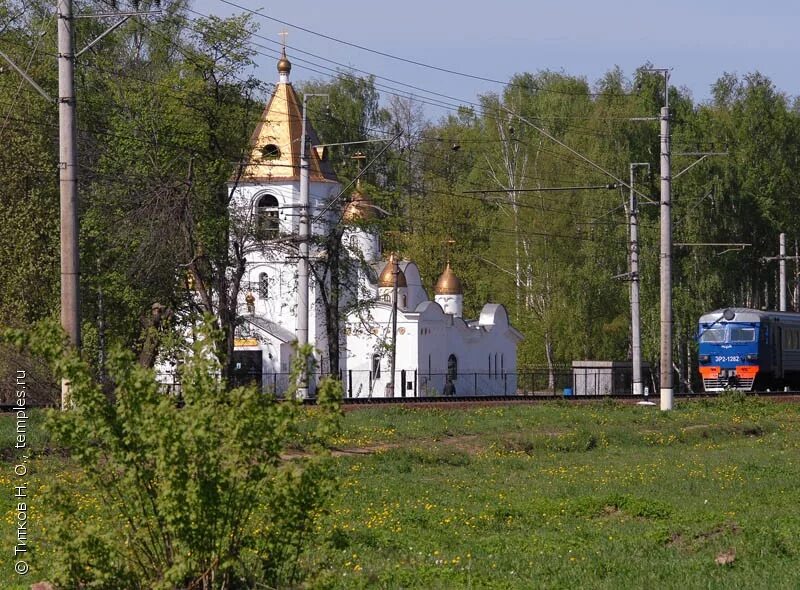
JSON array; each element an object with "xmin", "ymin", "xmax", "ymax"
[{"xmin": 193, "ymin": 0, "xmax": 800, "ymax": 118}]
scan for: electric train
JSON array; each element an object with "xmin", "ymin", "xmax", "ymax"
[{"xmin": 698, "ymin": 308, "xmax": 800, "ymax": 391}]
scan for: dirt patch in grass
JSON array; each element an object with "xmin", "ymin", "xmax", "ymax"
[
  {"xmin": 667, "ymin": 522, "xmax": 742, "ymax": 552},
  {"xmin": 681, "ymin": 424, "xmax": 713, "ymax": 432},
  {"xmin": 284, "ymin": 434, "xmax": 488, "ymax": 459}
]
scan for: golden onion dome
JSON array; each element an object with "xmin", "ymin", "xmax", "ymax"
[
  {"xmin": 277, "ymin": 48, "xmax": 291, "ymax": 74},
  {"xmin": 434, "ymin": 262, "xmax": 463, "ymax": 295},
  {"xmin": 378, "ymin": 254, "xmax": 407, "ymax": 288},
  {"xmin": 343, "ymin": 188, "xmax": 378, "ymax": 222}
]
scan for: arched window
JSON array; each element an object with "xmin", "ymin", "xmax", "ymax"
[
  {"xmin": 261, "ymin": 143, "xmax": 281, "ymax": 159},
  {"xmin": 372, "ymin": 353, "xmax": 381, "ymax": 379},
  {"xmin": 349, "ymin": 234, "xmax": 358, "ymax": 250},
  {"xmin": 259, "ymin": 272, "xmax": 269, "ymax": 298},
  {"xmin": 255, "ymin": 194, "xmax": 279, "ymax": 239},
  {"xmin": 447, "ymin": 354, "xmax": 458, "ymax": 381}
]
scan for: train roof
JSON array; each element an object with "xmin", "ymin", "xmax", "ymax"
[{"xmin": 699, "ymin": 308, "xmax": 800, "ymax": 325}]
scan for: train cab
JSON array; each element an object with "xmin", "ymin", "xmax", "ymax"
[{"xmin": 698, "ymin": 309, "xmax": 763, "ymax": 391}]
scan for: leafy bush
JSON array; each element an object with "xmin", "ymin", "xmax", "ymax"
[{"xmin": 3, "ymin": 320, "xmax": 341, "ymax": 589}]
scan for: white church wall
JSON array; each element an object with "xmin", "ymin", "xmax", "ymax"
[
  {"xmin": 399, "ymin": 262, "xmax": 428, "ymax": 310},
  {"xmin": 310, "ymin": 185, "xmax": 342, "ymax": 234},
  {"xmin": 243, "ymin": 262, "xmax": 297, "ymax": 323},
  {"xmin": 342, "ymin": 228, "xmax": 380, "ymax": 266},
  {"xmin": 341, "ymin": 304, "xmax": 414, "ymax": 398},
  {"xmin": 233, "ymin": 182, "xmax": 340, "ymax": 242},
  {"xmin": 232, "ymin": 184, "xmax": 296, "ymax": 239}
]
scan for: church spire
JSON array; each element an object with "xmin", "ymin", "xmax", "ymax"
[{"xmin": 238, "ymin": 48, "xmax": 338, "ymax": 183}]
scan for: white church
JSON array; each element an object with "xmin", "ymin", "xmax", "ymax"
[{"xmin": 228, "ymin": 50, "xmax": 522, "ymax": 398}]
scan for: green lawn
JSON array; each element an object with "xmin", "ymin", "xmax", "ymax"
[
  {"xmin": 3, "ymin": 397, "xmax": 800, "ymax": 589},
  {"xmin": 314, "ymin": 398, "xmax": 800, "ymax": 589}
]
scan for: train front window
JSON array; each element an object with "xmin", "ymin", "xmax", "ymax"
[
  {"xmin": 700, "ymin": 328, "xmax": 724, "ymax": 343},
  {"xmin": 730, "ymin": 327, "xmax": 755, "ymax": 342}
]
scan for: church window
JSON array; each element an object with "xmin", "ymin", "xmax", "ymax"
[
  {"xmin": 401, "ymin": 294, "xmax": 407, "ymax": 308},
  {"xmin": 372, "ymin": 353, "xmax": 381, "ymax": 379},
  {"xmin": 256, "ymin": 194, "xmax": 279, "ymax": 239},
  {"xmin": 259, "ymin": 272, "xmax": 269, "ymax": 298},
  {"xmin": 261, "ymin": 143, "xmax": 281, "ymax": 159},
  {"xmin": 349, "ymin": 235, "xmax": 358, "ymax": 249},
  {"xmin": 494, "ymin": 353, "xmax": 498, "ymax": 377},
  {"xmin": 382, "ymin": 293, "xmax": 390, "ymax": 302},
  {"xmin": 447, "ymin": 354, "xmax": 458, "ymax": 381}
]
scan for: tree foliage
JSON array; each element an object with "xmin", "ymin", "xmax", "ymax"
[{"xmin": 2, "ymin": 0, "xmax": 800, "ymax": 390}]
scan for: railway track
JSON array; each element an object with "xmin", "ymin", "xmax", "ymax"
[
  {"xmin": 334, "ymin": 391, "xmax": 800, "ymax": 408},
  {"xmin": 4, "ymin": 391, "xmax": 800, "ymax": 413}
]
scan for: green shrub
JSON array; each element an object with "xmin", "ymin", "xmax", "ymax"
[{"xmin": 3, "ymin": 320, "xmax": 341, "ymax": 589}]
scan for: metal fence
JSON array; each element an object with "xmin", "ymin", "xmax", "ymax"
[{"xmin": 155, "ymin": 363, "xmax": 689, "ymax": 398}]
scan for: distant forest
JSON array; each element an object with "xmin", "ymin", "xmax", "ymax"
[{"xmin": 3, "ymin": 0, "xmax": 799, "ymax": 399}]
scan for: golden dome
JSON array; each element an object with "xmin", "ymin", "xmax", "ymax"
[
  {"xmin": 378, "ymin": 254, "xmax": 407, "ymax": 288},
  {"xmin": 434, "ymin": 262, "xmax": 463, "ymax": 295},
  {"xmin": 277, "ymin": 48, "xmax": 291, "ymax": 75},
  {"xmin": 343, "ymin": 188, "xmax": 378, "ymax": 222}
]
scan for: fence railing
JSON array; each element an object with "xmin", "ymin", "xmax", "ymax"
[{"xmin": 156, "ymin": 364, "xmax": 692, "ymax": 398}]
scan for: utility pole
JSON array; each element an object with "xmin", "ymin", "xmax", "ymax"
[
  {"xmin": 297, "ymin": 92, "xmax": 327, "ymax": 397},
  {"xmin": 298, "ymin": 95, "xmax": 310, "ymax": 354},
  {"xmin": 389, "ymin": 254, "xmax": 399, "ymax": 398},
  {"xmin": 58, "ymin": 0, "xmax": 80, "ymax": 409},
  {"xmin": 795, "ymin": 239, "xmax": 799, "ymax": 311},
  {"xmin": 629, "ymin": 163, "xmax": 649, "ymax": 397},
  {"xmin": 762, "ymin": 233, "xmax": 800, "ymax": 311},
  {"xmin": 780, "ymin": 233, "xmax": 786, "ymax": 311},
  {"xmin": 656, "ymin": 72, "xmax": 673, "ymax": 412}
]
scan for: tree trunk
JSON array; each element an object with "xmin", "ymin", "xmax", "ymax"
[{"xmin": 325, "ymin": 228, "xmax": 344, "ymax": 377}]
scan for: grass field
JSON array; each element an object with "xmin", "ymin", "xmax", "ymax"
[{"xmin": 3, "ymin": 396, "xmax": 800, "ymax": 588}]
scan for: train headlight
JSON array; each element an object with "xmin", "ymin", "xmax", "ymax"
[
  {"xmin": 745, "ymin": 354, "xmax": 758, "ymax": 362},
  {"xmin": 699, "ymin": 355, "xmax": 710, "ymax": 363}
]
